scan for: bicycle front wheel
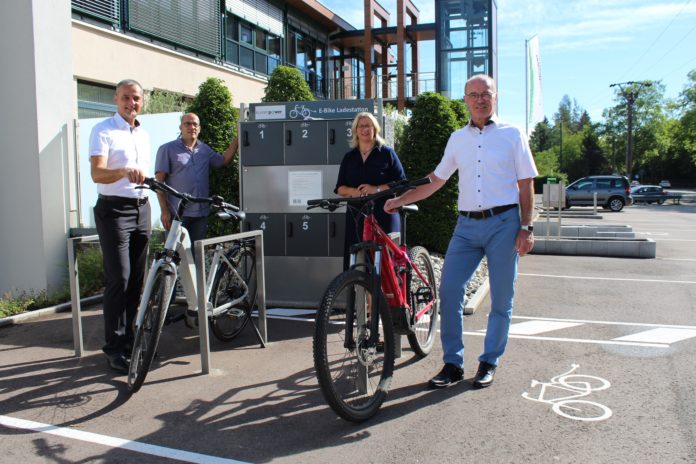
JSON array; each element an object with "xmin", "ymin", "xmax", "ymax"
[
  {"xmin": 128, "ymin": 269, "xmax": 173, "ymax": 393},
  {"xmin": 210, "ymin": 244, "xmax": 257, "ymax": 342},
  {"xmin": 313, "ymin": 270, "xmax": 395, "ymax": 422},
  {"xmin": 406, "ymin": 246, "xmax": 439, "ymax": 357}
]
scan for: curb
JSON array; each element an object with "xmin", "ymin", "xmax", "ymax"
[{"xmin": 0, "ymin": 295, "xmax": 103, "ymax": 328}]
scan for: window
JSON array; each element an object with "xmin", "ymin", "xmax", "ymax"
[
  {"xmin": 77, "ymin": 81, "xmax": 116, "ymax": 119},
  {"xmin": 224, "ymin": 13, "xmax": 280, "ymax": 76}
]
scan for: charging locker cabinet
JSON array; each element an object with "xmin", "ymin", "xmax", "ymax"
[
  {"xmin": 327, "ymin": 119, "xmax": 353, "ymax": 164},
  {"xmin": 241, "ymin": 122, "xmax": 284, "ymax": 166},
  {"xmin": 285, "ymin": 121, "xmax": 328, "ymax": 165},
  {"xmin": 244, "ymin": 213, "xmax": 285, "ymax": 256},
  {"xmin": 240, "ymin": 99, "xmax": 381, "ymax": 308}
]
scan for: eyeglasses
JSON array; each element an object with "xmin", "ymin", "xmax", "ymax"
[
  {"xmin": 182, "ymin": 121, "xmax": 200, "ymax": 127},
  {"xmin": 357, "ymin": 124, "xmax": 373, "ymax": 130},
  {"xmin": 465, "ymin": 92, "xmax": 495, "ymax": 101}
]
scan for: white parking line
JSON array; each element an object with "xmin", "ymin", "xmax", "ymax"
[
  {"xmin": 507, "ymin": 320, "xmax": 584, "ymax": 335},
  {"xmin": 519, "ymin": 273, "xmax": 696, "ymax": 284},
  {"xmin": 612, "ymin": 328, "xmax": 696, "ymax": 344},
  {"xmin": 0, "ymin": 415, "xmax": 249, "ymax": 464}
]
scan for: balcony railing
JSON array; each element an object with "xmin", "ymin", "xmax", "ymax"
[{"xmin": 326, "ymin": 72, "xmax": 436, "ymax": 102}]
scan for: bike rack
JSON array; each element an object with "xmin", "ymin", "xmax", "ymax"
[
  {"xmin": 67, "ymin": 230, "xmax": 267, "ymax": 376},
  {"xmin": 195, "ymin": 229, "xmax": 267, "ymax": 374},
  {"xmin": 67, "ymin": 234, "xmax": 100, "ymax": 357}
]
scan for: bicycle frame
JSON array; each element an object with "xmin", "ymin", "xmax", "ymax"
[
  {"xmin": 348, "ymin": 203, "xmax": 435, "ymax": 344},
  {"xmin": 134, "ymin": 184, "xmax": 249, "ymax": 331}
]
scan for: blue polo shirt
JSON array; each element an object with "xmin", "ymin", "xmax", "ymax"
[{"xmin": 154, "ymin": 138, "xmax": 224, "ymax": 217}]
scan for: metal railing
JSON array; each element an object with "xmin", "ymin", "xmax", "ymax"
[{"xmin": 327, "ymin": 72, "xmax": 437, "ymax": 101}]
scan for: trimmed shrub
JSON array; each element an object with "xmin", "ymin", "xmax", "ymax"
[{"xmin": 262, "ymin": 66, "xmax": 314, "ymax": 102}]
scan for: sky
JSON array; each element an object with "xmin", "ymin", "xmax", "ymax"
[{"xmin": 318, "ymin": 0, "xmax": 696, "ymax": 130}]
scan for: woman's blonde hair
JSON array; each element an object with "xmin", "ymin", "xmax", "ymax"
[{"xmin": 350, "ymin": 112, "xmax": 385, "ymax": 149}]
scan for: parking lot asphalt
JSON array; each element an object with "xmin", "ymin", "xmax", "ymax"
[{"xmin": 1, "ymin": 202, "xmax": 696, "ymax": 463}]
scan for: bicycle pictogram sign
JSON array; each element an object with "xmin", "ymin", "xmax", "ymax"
[{"xmin": 522, "ymin": 364, "xmax": 612, "ymax": 422}]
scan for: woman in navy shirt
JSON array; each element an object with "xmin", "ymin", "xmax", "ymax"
[{"xmin": 335, "ymin": 112, "xmax": 406, "ymax": 269}]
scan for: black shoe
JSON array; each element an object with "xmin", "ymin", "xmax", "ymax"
[
  {"xmin": 472, "ymin": 361, "xmax": 496, "ymax": 388},
  {"xmin": 429, "ymin": 363, "xmax": 464, "ymax": 389},
  {"xmin": 106, "ymin": 353, "xmax": 129, "ymax": 374}
]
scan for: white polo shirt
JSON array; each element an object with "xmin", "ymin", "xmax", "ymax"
[
  {"xmin": 89, "ymin": 113, "xmax": 151, "ymax": 198},
  {"xmin": 434, "ymin": 116, "xmax": 538, "ymax": 211}
]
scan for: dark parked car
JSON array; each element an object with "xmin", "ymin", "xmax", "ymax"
[
  {"xmin": 565, "ymin": 175, "xmax": 633, "ymax": 212},
  {"xmin": 630, "ymin": 185, "xmax": 680, "ymax": 204}
]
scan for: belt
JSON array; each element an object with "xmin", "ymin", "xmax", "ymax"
[
  {"xmin": 459, "ymin": 203, "xmax": 517, "ymax": 220},
  {"xmin": 98, "ymin": 194, "xmax": 148, "ymax": 207}
]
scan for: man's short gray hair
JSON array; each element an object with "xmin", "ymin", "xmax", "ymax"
[
  {"xmin": 465, "ymin": 74, "xmax": 497, "ymax": 94},
  {"xmin": 115, "ymin": 79, "xmax": 143, "ymax": 94}
]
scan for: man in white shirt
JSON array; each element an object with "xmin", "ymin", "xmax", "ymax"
[
  {"xmin": 90, "ymin": 79, "xmax": 151, "ymax": 374},
  {"xmin": 385, "ymin": 74, "xmax": 538, "ymax": 389}
]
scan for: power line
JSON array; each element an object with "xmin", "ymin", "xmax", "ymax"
[{"xmin": 617, "ymin": 0, "xmax": 693, "ymax": 81}]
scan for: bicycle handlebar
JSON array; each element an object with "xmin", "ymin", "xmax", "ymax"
[
  {"xmin": 306, "ymin": 177, "xmax": 431, "ymax": 211},
  {"xmin": 138, "ymin": 177, "xmax": 244, "ymax": 219}
]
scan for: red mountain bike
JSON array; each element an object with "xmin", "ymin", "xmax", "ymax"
[{"xmin": 307, "ymin": 177, "xmax": 439, "ymax": 422}]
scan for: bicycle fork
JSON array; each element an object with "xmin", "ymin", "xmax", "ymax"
[{"xmin": 344, "ymin": 245, "xmax": 383, "ymax": 353}]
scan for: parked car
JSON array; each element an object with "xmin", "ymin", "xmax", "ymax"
[
  {"xmin": 631, "ymin": 185, "xmax": 669, "ymax": 204},
  {"xmin": 565, "ymin": 175, "xmax": 633, "ymax": 212},
  {"xmin": 630, "ymin": 180, "xmax": 641, "ymax": 188},
  {"xmin": 659, "ymin": 180, "xmax": 672, "ymax": 188}
]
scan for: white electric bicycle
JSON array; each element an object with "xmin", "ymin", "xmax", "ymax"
[{"xmin": 127, "ymin": 177, "xmax": 259, "ymax": 393}]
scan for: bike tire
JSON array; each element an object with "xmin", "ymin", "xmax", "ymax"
[
  {"xmin": 406, "ymin": 246, "xmax": 439, "ymax": 357},
  {"xmin": 313, "ymin": 270, "xmax": 395, "ymax": 422},
  {"xmin": 128, "ymin": 269, "xmax": 173, "ymax": 393},
  {"xmin": 210, "ymin": 244, "xmax": 257, "ymax": 342}
]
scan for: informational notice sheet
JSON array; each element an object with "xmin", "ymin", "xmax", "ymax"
[{"xmin": 288, "ymin": 170, "xmax": 322, "ymax": 207}]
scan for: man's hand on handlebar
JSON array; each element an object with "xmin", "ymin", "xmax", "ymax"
[{"xmin": 384, "ymin": 198, "xmax": 401, "ymax": 214}]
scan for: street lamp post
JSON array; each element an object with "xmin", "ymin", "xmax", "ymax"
[{"xmin": 609, "ymin": 81, "xmax": 652, "ymax": 180}]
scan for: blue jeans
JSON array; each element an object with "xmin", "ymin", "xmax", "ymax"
[
  {"xmin": 182, "ymin": 216, "xmax": 208, "ymax": 261},
  {"xmin": 439, "ymin": 207, "xmax": 520, "ymax": 368}
]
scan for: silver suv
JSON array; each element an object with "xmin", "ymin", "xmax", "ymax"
[{"xmin": 565, "ymin": 175, "xmax": 633, "ymax": 212}]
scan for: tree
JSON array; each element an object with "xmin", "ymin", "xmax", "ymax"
[
  {"xmin": 529, "ymin": 117, "xmax": 553, "ymax": 153},
  {"xmin": 399, "ymin": 92, "xmax": 460, "ymax": 253},
  {"xmin": 582, "ymin": 126, "xmax": 608, "ymax": 175},
  {"xmin": 262, "ymin": 66, "xmax": 314, "ymax": 102},
  {"xmin": 186, "ymin": 77, "xmax": 239, "ymax": 236}
]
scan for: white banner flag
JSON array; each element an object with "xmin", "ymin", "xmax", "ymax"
[{"xmin": 526, "ymin": 36, "xmax": 543, "ymax": 133}]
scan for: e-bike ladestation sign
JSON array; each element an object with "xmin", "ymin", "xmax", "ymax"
[{"xmin": 239, "ymin": 99, "xmax": 382, "ymax": 307}]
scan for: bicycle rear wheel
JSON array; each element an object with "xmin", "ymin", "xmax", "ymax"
[
  {"xmin": 406, "ymin": 246, "xmax": 439, "ymax": 357},
  {"xmin": 313, "ymin": 270, "xmax": 395, "ymax": 422},
  {"xmin": 128, "ymin": 269, "xmax": 173, "ymax": 393},
  {"xmin": 210, "ymin": 244, "xmax": 257, "ymax": 342}
]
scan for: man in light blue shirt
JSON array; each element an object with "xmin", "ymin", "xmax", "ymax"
[{"xmin": 154, "ymin": 113, "xmax": 238, "ymax": 252}]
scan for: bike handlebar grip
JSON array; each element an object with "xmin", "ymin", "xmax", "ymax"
[
  {"xmin": 411, "ymin": 177, "xmax": 432, "ymax": 188},
  {"xmin": 243, "ymin": 130, "xmax": 249, "ymax": 147},
  {"xmin": 286, "ymin": 130, "xmax": 292, "ymax": 146}
]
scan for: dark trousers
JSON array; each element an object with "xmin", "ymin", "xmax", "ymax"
[
  {"xmin": 182, "ymin": 216, "xmax": 208, "ymax": 261},
  {"xmin": 94, "ymin": 198, "xmax": 151, "ymax": 356}
]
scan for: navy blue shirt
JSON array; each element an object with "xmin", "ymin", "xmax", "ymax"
[
  {"xmin": 154, "ymin": 138, "xmax": 224, "ymax": 217},
  {"xmin": 335, "ymin": 144, "xmax": 406, "ymax": 266}
]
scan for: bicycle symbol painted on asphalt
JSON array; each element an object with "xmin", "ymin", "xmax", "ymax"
[{"xmin": 522, "ymin": 364, "xmax": 613, "ymax": 422}]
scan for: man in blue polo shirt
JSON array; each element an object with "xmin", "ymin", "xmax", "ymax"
[{"xmin": 154, "ymin": 112, "xmax": 238, "ymax": 252}]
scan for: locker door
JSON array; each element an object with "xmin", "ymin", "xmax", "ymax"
[
  {"xmin": 240, "ymin": 121, "xmax": 284, "ymax": 166},
  {"xmin": 327, "ymin": 119, "xmax": 353, "ymax": 165},
  {"xmin": 328, "ymin": 212, "xmax": 346, "ymax": 257},
  {"xmin": 242, "ymin": 213, "xmax": 285, "ymax": 256},
  {"xmin": 286, "ymin": 213, "xmax": 328, "ymax": 256},
  {"xmin": 284, "ymin": 121, "xmax": 327, "ymax": 165}
]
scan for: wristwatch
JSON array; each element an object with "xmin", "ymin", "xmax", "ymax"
[{"xmin": 520, "ymin": 225, "xmax": 534, "ymax": 232}]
